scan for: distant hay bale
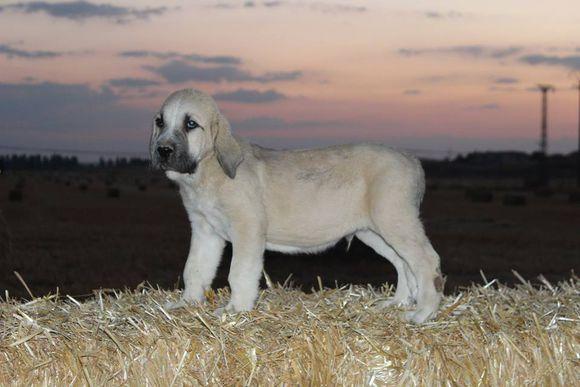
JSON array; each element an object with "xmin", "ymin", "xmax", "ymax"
[
  {"xmin": 107, "ymin": 187, "xmax": 120, "ymax": 198},
  {"xmin": 0, "ymin": 277, "xmax": 577, "ymax": 385},
  {"xmin": 78, "ymin": 183, "xmax": 89, "ymax": 192},
  {"xmin": 534, "ymin": 187, "xmax": 554, "ymax": 198},
  {"xmin": 523, "ymin": 177, "xmax": 547, "ymax": 190},
  {"xmin": 502, "ymin": 194, "xmax": 527, "ymax": 207},
  {"xmin": 426, "ymin": 182, "xmax": 439, "ymax": 192},
  {"xmin": 134, "ymin": 179, "xmax": 148, "ymax": 191},
  {"xmin": 14, "ymin": 178, "xmax": 25, "ymax": 190},
  {"xmin": 569, "ymin": 191, "xmax": 580, "ymax": 204},
  {"xmin": 0, "ymin": 210, "xmax": 11, "ymax": 260},
  {"xmin": 8, "ymin": 189, "xmax": 23, "ymax": 202},
  {"xmin": 465, "ymin": 188, "xmax": 493, "ymax": 203}
]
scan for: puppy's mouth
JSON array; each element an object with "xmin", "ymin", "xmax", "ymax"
[{"xmin": 157, "ymin": 160, "xmax": 197, "ymax": 175}]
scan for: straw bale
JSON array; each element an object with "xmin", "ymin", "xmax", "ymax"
[
  {"xmin": 0, "ymin": 211, "xmax": 10, "ymax": 260},
  {"xmin": 1, "ymin": 276, "xmax": 578, "ymax": 385}
]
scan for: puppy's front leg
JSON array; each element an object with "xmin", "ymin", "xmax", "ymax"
[
  {"xmin": 166, "ymin": 220, "xmax": 225, "ymax": 310},
  {"xmin": 224, "ymin": 224, "xmax": 265, "ymax": 313}
]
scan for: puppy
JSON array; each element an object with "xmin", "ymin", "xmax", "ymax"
[{"xmin": 150, "ymin": 89, "xmax": 444, "ymax": 323}]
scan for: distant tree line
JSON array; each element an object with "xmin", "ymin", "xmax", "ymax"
[
  {"xmin": 423, "ymin": 150, "xmax": 579, "ymax": 180},
  {"xmin": 96, "ymin": 157, "xmax": 149, "ymax": 169},
  {"xmin": 0, "ymin": 151, "xmax": 578, "ymax": 180},
  {"xmin": 1, "ymin": 154, "xmax": 79, "ymax": 171},
  {"xmin": 0, "ymin": 154, "xmax": 149, "ymax": 172}
]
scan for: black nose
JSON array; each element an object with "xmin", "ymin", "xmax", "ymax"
[{"xmin": 157, "ymin": 146, "xmax": 174, "ymax": 160}]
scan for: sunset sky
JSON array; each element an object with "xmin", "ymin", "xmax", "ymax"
[{"xmin": 1, "ymin": 0, "xmax": 579, "ymax": 159}]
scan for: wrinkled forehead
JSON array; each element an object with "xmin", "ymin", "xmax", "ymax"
[{"xmin": 160, "ymin": 90, "xmax": 216, "ymax": 127}]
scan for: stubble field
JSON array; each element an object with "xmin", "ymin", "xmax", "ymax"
[{"xmin": 0, "ymin": 169, "xmax": 578, "ymax": 298}]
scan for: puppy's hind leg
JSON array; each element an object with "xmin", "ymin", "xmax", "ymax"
[
  {"xmin": 356, "ymin": 230, "xmax": 417, "ymax": 307},
  {"xmin": 371, "ymin": 214, "xmax": 443, "ymax": 323}
]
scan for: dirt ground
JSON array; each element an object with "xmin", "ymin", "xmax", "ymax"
[{"xmin": 0, "ymin": 169, "xmax": 578, "ymax": 299}]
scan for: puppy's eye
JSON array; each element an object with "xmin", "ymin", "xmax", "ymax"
[
  {"xmin": 155, "ymin": 116, "xmax": 164, "ymax": 129},
  {"xmin": 186, "ymin": 119, "xmax": 199, "ymax": 131}
]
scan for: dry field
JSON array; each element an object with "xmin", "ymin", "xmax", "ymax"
[
  {"xmin": 0, "ymin": 170, "xmax": 579, "ymax": 299},
  {"xmin": 1, "ymin": 275, "xmax": 578, "ymax": 385}
]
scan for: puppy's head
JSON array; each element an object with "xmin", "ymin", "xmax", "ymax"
[{"xmin": 150, "ymin": 89, "xmax": 243, "ymax": 178}]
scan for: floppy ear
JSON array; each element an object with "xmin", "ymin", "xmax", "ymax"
[{"xmin": 213, "ymin": 111, "xmax": 244, "ymax": 179}]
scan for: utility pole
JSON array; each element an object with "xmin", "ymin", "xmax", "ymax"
[
  {"xmin": 537, "ymin": 84, "xmax": 554, "ymax": 186},
  {"xmin": 538, "ymin": 84, "xmax": 554, "ymax": 155},
  {"xmin": 577, "ymin": 77, "xmax": 580, "ymax": 187}
]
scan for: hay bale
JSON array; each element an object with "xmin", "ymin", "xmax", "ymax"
[
  {"xmin": 465, "ymin": 188, "xmax": 493, "ymax": 203},
  {"xmin": 78, "ymin": 183, "xmax": 89, "ymax": 192},
  {"xmin": 427, "ymin": 183, "xmax": 439, "ymax": 192},
  {"xmin": 107, "ymin": 187, "xmax": 120, "ymax": 198},
  {"xmin": 14, "ymin": 178, "xmax": 25, "ymax": 190},
  {"xmin": 569, "ymin": 191, "xmax": 580, "ymax": 204},
  {"xmin": 137, "ymin": 184, "xmax": 147, "ymax": 192},
  {"xmin": 8, "ymin": 189, "xmax": 23, "ymax": 202},
  {"xmin": 502, "ymin": 194, "xmax": 527, "ymax": 206},
  {"xmin": 0, "ymin": 210, "xmax": 11, "ymax": 260},
  {"xmin": 0, "ymin": 277, "xmax": 577, "ymax": 385},
  {"xmin": 534, "ymin": 187, "xmax": 554, "ymax": 198}
]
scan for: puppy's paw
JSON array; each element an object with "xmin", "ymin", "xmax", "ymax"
[
  {"xmin": 164, "ymin": 298, "xmax": 201, "ymax": 311},
  {"xmin": 375, "ymin": 296, "xmax": 414, "ymax": 309},
  {"xmin": 213, "ymin": 302, "xmax": 235, "ymax": 318},
  {"xmin": 403, "ymin": 308, "xmax": 436, "ymax": 324}
]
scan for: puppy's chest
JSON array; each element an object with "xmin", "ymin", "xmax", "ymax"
[{"xmin": 179, "ymin": 185, "xmax": 230, "ymax": 239}]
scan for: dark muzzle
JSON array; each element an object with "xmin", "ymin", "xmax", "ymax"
[{"xmin": 157, "ymin": 146, "xmax": 174, "ymax": 162}]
